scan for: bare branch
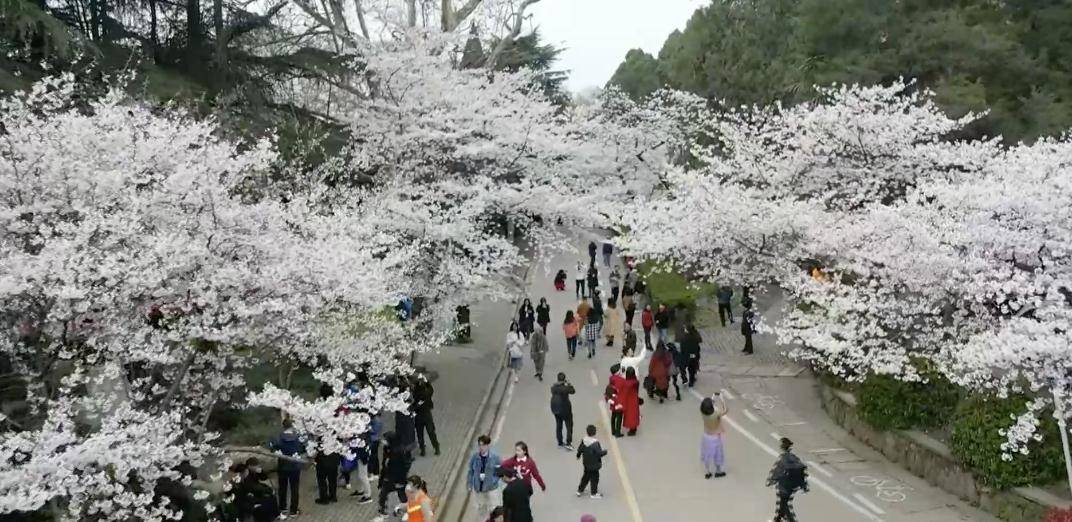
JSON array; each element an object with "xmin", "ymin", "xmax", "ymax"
[
  {"xmin": 354, "ymin": 0, "xmax": 371, "ymax": 39},
  {"xmin": 486, "ymin": 0, "xmax": 541, "ymax": 69},
  {"xmin": 443, "ymin": 0, "xmax": 484, "ymax": 32}
]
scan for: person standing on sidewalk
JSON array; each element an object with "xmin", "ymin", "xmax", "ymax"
[
  {"xmin": 575, "ymin": 425, "xmax": 608, "ymax": 499},
  {"xmin": 536, "ymin": 298, "xmax": 551, "ymax": 335},
  {"xmin": 641, "ymin": 305, "xmax": 654, "ymax": 350},
  {"xmin": 467, "ymin": 435, "xmax": 503, "ymax": 521},
  {"xmin": 716, "ymin": 286, "xmax": 735, "ymax": 327},
  {"xmin": 267, "ymin": 418, "xmax": 305, "ymax": 517},
  {"xmin": 500, "ymin": 441, "xmax": 547, "ymax": 493},
  {"xmin": 506, "ymin": 321, "xmax": 525, "ymax": 383},
  {"xmin": 601, "ymin": 241, "xmax": 613, "ymax": 267},
  {"xmin": 550, "ymin": 372, "xmax": 576, "ymax": 449},
  {"xmin": 768, "ymin": 437, "xmax": 809, "ymax": 522},
  {"xmin": 413, "ymin": 369, "xmax": 440, "ymax": 457},
  {"xmin": 563, "ymin": 310, "xmax": 579, "ymax": 360},
  {"xmin": 575, "ymin": 261, "xmax": 587, "ymax": 299},
  {"xmin": 588, "ymin": 241, "xmax": 598, "ymax": 266},
  {"xmin": 498, "ymin": 467, "xmax": 533, "ymax": 522},
  {"xmin": 603, "ymin": 299, "xmax": 621, "ymax": 348},
  {"xmin": 368, "ymin": 411, "xmax": 383, "ymax": 478},
  {"xmin": 313, "ymin": 443, "xmax": 341, "ymax": 505},
  {"xmin": 530, "ymin": 328, "xmax": 549, "ymax": 381},
  {"xmin": 654, "ymin": 304, "xmax": 671, "ymax": 344},
  {"xmin": 377, "ymin": 431, "xmax": 413, "ymax": 517},
  {"xmin": 700, "ymin": 393, "xmax": 729, "ymax": 479},
  {"xmin": 347, "ymin": 437, "xmax": 373, "ymax": 504},
  {"xmin": 741, "ymin": 307, "xmax": 756, "ymax": 355},
  {"xmin": 680, "ymin": 323, "xmax": 703, "ymax": 387}
]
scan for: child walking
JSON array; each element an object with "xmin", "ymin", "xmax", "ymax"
[{"xmin": 575, "ymin": 425, "xmax": 608, "ymax": 499}]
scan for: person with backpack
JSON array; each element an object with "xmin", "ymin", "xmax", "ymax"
[
  {"xmin": 768, "ymin": 437, "xmax": 809, "ymax": 521},
  {"xmin": 575, "ymin": 425, "xmax": 608, "ymax": 499},
  {"xmin": 536, "ymin": 298, "xmax": 551, "ymax": 335},
  {"xmin": 530, "ymin": 328, "xmax": 549, "ymax": 381},
  {"xmin": 550, "ymin": 372, "xmax": 576, "ymax": 450},
  {"xmin": 267, "ymin": 418, "xmax": 305, "ymax": 517},
  {"xmin": 467, "ymin": 435, "xmax": 503, "ymax": 521},
  {"xmin": 640, "ymin": 305, "xmax": 654, "ymax": 350},
  {"xmin": 377, "ymin": 431, "xmax": 413, "ymax": 517},
  {"xmin": 700, "ymin": 393, "xmax": 729, "ymax": 479},
  {"xmin": 563, "ymin": 310, "xmax": 579, "ymax": 361}
]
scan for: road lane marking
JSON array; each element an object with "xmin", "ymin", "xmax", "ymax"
[
  {"xmin": 492, "ymin": 379, "xmax": 515, "ymax": 442},
  {"xmin": 778, "ymin": 422, "xmax": 807, "ymax": 426},
  {"xmin": 807, "ymin": 460, "xmax": 833, "ymax": 478},
  {"xmin": 597, "ymin": 401, "xmax": 645, "ymax": 522},
  {"xmin": 810, "ymin": 448, "xmax": 847, "ymax": 454},
  {"xmin": 853, "ymin": 493, "xmax": 887, "ymax": 516},
  {"xmin": 770, "ymin": 432, "xmax": 783, "ymax": 441},
  {"xmin": 688, "ymin": 389, "xmax": 883, "ymax": 521},
  {"xmin": 720, "ymin": 388, "xmax": 735, "ymax": 399},
  {"xmin": 590, "ymin": 369, "xmax": 599, "ymax": 387},
  {"xmin": 742, "ymin": 409, "xmax": 759, "ymax": 422}
]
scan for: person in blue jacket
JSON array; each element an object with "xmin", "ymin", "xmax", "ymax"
[
  {"xmin": 467, "ymin": 434, "xmax": 503, "ymax": 521},
  {"xmin": 268, "ymin": 418, "xmax": 306, "ymax": 516}
]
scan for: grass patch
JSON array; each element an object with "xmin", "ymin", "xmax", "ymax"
[
  {"xmin": 638, "ymin": 261, "xmax": 717, "ymax": 318},
  {"xmin": 215, "ymin": 363, "xmax": 322, "ymax": 446}
]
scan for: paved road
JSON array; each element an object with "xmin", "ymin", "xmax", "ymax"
[{"xmin": 477, "ymin": 241, "xmax": 995, "ymax": 522}]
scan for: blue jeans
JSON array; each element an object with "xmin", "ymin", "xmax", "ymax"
[
  {"xmin": 657, "ymin": 328, "xmax": 668, "ymax": 344},
  {"xmin": 566, "ymin": 336, "xmax": 578, "ymax": 358}
]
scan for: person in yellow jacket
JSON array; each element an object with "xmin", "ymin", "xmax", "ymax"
[{"xmin": 400, "ymin": 475, "xmax": 434, "ymax": 522}]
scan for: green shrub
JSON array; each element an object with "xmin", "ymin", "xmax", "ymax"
[
  {"xmin": 857, "ymin": 373, "xmax": 959, "ymax": 430},
  {"xmin": 638, "ymin": 262, "xmax": 716, "ymax": 317},
  {"xmin": 950, "ymin": 395, "xmax": 1065, "ymax": 490}
]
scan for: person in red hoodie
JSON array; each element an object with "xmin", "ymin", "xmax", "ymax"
[
  {"xmin": 500, "ymin": 441, "xmax": 547, "ymax": 492},
  {"xmin": 605, "ymin": 382, "xmax": 625, "ymax": 437},
  {"xmin": 640, "ymin": 305, "xmax": 655, "ymax": 351}
]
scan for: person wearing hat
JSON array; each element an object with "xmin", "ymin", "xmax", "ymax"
[{"xmin": 497, "ymin": 466, "xmax": 533, "ymax": 522}]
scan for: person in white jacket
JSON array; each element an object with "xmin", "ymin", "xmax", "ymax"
[
  {"xmin": 575, "ymin": 261, "xmax": 587, "ymax": 299},
  {"xmin": 619, "ymin": 346, "xmax": 649, "ymax": 377},
  {"xmin": 506, "ymin": 321, "xmax": 525, "ymax": 383}
]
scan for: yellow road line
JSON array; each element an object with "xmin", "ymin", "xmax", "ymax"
[{"xmin": 597, "ymin": 400, "xmax": 645, "ymax": 522}]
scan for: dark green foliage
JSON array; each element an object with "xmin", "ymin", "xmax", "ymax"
[
  {"xmin": 489, "ymin": 30, "xmax": 569, "ymax": 105},
  {"xmin": 606, "ymin": 49, "xmax": 663, "ymax": 100},
  {"xmin": 611, "ymin": 0, "xmax": 1072, "ymax": 142},
  {"xmin": 950, "ymin": 395, "xmax": 1066, "ymax": 490},
  {"xmin": 857, "ymin": 373, "xmax": 959, "ymax": 431},
  {"xmin": 637, "ymin": 262, "xmax": 716, "ymax": 318}
]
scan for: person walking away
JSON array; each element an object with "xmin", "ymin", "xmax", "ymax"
[
  {"xmin": 621, "ymin": 367, "xmax": 642, "ymax": 436},
  {"xmin": 413, "ymin": 369, "xmax": 440, "ymax": 456},
  {"xmin": 467, "ymin": 435, "xmax": 503, "ymax": 521},
  {"xmin": 398, "ymin": 475, "xmax": 434, "ymax": 522},
  {"xmin": 654, "ymin": 304, "xmax": 671, "ymax": 344},
  {"xmin": 575, "ymin": 261, "xmax": 587, "ymax": 298},
  {"xmin": 604, "ymin": 383, "xmax": 625, "ymax": 438},
  {"xmin": 601, "ymin": 241, "xmax": 613, "ymax": 267},
  {"xmin": 506, "ymin": 321, "xmax": 525, "ymax": 383},
  {"xmin": 586, "ymin": 263, "xmax": 599, "ymax": 296},
  {"xmin": 603, "ymin": 299, "xmax": 621, "ymax": 348},
  {"xmin": 377, "ymin": 431, "xmax": 413, "ymax": 516},
  {"xmin": 563, "ymin": 311, "xmax": 579, "ymax": 360},
  {"xmin": 767, "ymin": 437, "xmax": 809, "ymax": 521},
  {"xmin": 608, "ymin": 266, "xmax": 621, "ymax": 302},
  {"xmin": 588, "ymin": 241, "xmax": 598, "ymax": 266},
  {"xmin": 680, "ymin": 324, "xmax": 703, "ymax": 387},
  {"xmin": 498, "ymin": 466, "xmax": 533, "ymax": 522},
  {"xmin": 267, "ymin": 417, "xmax": 305, "ymax": 517},
  {"xmin": 575, "ymin": 425, "xmax": 608, "ymax": 499},
  {"xmin": 741, "ymin": 308, "xmax": 756, "ymax": 355},
  {"xmin": 313, "ymin": 444, "xmax": 342, "ymax": 504},
  {"xmin": 700, "ymin": 393, "xmax": 729, "ymax": 479},
  {"xmin": 648, "ymin": 343, "xmax": 672, "ymax": 404},
  {"xmin": 583, "ymin": 312, "xmax": 600, "ymax": 359},
  {"xmin": 535, "ymin": 298, "xmax": 551, "ymax": 335},
  {"xmin": 641, "ymin": 305, "xmax": 654, "ymax": 350},
  {"xmin": 530, "ymin": 328, "xmax": 549, "ymax": 381},
  {"xmin": 590, "ymin": 290, "xmax": 604, "ymax": 332},
  {"xmin": 550, "ymin": 372, "xmax": 576, "ymax": 449},
  {"xmin": 716, "ymin": 286, "xmax": 734, "ymax": 327},
  {"xmin": 624, "ymin": 296, "xmax": 636, "ymax": 328},
  {"xmin": 500, "ymin": 441, "xmax": 547, "ymax": 492},
  {"xmin": 517, "ymin": 299, "xmax": 535, "ymax": 340},
  {"xmin": 576, "ymin": 298, "xmax": 591, "ymax": 326},
  {"xmin": 667, "ymin": 342, "xmax": 685, "ymax": 401},
  {"xmin": 623, "ymin": 326, "xmax": 637, "ymax": 356}
]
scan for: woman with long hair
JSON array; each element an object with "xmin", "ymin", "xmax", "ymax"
[
  {"xmin": 700, "ymin": 393, "xmax": 729, "ymax": 479},
  {"xmin": 506, "ymin": 321, "xmax": 525, "ymax": 383},
  {"xmin": 518, "ymin": 299, "xmax": 536, "ymax": 340},
  {"xmin": 648, "ymin": 342, "xmax": 673, "ymax": 403},
  {"xmin": 500, "ymin": 441, "xmax": 547, "ymax": 492},
  {"xmin": 536, "ymin": 297, "xmax": 551, "ymax": 335},
  {"xmin": 621, "ymin": 367, "xmax": 642, "ymax": 436},
  {"xmin": 400, "ymin": 475, "xmax": 434, "ymax": 522},
  {"xmin": 563, "ymin": 310, "xmax": 579, "ymax": 360}
]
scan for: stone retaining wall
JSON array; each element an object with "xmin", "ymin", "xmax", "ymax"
[{"xmin": 818, "ymin": 384, "xmax": 1069, "ymax": 522}]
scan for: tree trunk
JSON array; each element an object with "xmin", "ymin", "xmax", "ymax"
[
  {"xmin": 149, "ymin": 0, "xmax": 160, "ymax": 63},
  {"xmin": 185, "ymin": 0, "xmax": 202, "ymax": 71},
  {"xmin": 406, "ymin": 0, "xmax": 416, "ymax": 28},
  {"xmin": 88, "ymin": 0, "xmax": 100, "ymax": 40},
  {"xmin": 213, "ymin": 0, "xmax": 225, "ymax": 75}
]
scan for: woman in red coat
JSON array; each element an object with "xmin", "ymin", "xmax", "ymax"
[
  {"xmin": 648, "ymin": 343, "xmax": 672, "ymax": 404},
  {"xmin": 620, "ymin": 367, "xmax": 642, "ymax": 436}
]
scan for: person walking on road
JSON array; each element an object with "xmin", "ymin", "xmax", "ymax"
[
  {"xmin": 576, "ymin": 298, "xmax": 591, "ymax": 326},
  {"xmin": 768, "ymin": 437, "xmax": 810, "ymax": 522},
  {"xmin": 586, "ymin": 263, "xmax": 600, "ymax": 296},
  {"xmin": 583, "ymin": 312, "xmax": 600, "ymax": 359},
  {"xmin": 590, "ymin": 290, "xmax": 604, "ymax": 332},
  {"xmin": 608, "ymin": 266, "xmax": 621, "ymax": 302},
  {"xmin": 413, "ymin": 369, "xmax": 440, "ymax": 457},
  {"xmin": 654, "ymin": 304, "xmax": 671, "ymax": 344},
  {"xmin": 619, "ymin": 345, "xmax": 649, "ymax": 377},
  {"xmin": 641, "ymin": 305, "xmax": 654, "ymax": 350},
  {"xmin": 648, "ymin": 343, "xmax": 673, "ymax": 404},
  {"xmin": 680, "ymin": 324, "xmax": 703, "ymax": 387},
  {"xmin": 530, "ymin": 328, "xmax": 549, "ymax": 381},
  {"xmin": 667, "ymin": 342, "xmax": 685, "ymax": 401},
  {"xmin": 563, "ymin": 310, "xmax": 579, "ymax": 360},
  {"xmin": 601, "ymin": 241, "xmax": 613, "ymax": 267},
  {"xmin": 623, "ymin": 326, "xmax": 637, "ymax": 356},
  {"xmin": 377, "ymin": 431, "xmax": 413, "ymax": 517},
  {"xmin": 575, "ymin": 261, "xmax": 587, "ymax": 299},
  {"xmin": 518, "ymin": 299, "xmax": 535, "ymax": 340},
  {"xmin": 536, "ymin": 298, "xmax": 551, "ymax": 335},
  {"xmin": 603, "ymin": 299, "xmax": 621, "ymax": 348},
  {"xmin": 550, "ymin": 372, "xmax": 576, "ymax": 450},
  {"xmin": 741, "ymin": 307, "xmax": 756, "ymax": 355},
  {"xmin": 398, "ymin": 475, "xmax": 434, "ymax": 522},
  {"xmin": 605, "ymin": 382, "xmax": 625, "ymax": 438},
  {"xmin": 498, "ymin": 466, "xmax": 533, "ymax": 522},
  {"xmin": 621, "ymin": 367, "xmax": 642, "ymax": 436},
  {"xmin": 624, "ymin": 295, "xmax": 636, "ymax": 328},
  {"xmin": 700, "ymin": 393, "xmax": 729, "ymax": 479},
  {"xmin": 467, "ymin": 435, "xmax": 503, "ymax": 521},
  {"xmin": 506, "ymin": 321, "xmax": 525, "ymax": 383},
  {"xmin": 716, "ymin": 286, "xmax": 734, "ymax": 327},
  {"xmin": 575, "ymin": 425, "xmax": 608, "ymax": 499},
  {"xmin": 588, "ymin": 241, "xmax": 598, "ymax": 266},
  {"xmin": 267, "ymin": 418, "xmax": 305, "ymax": 517},
  {"xmin": 501, "ymin": 441, "xmax": 547, "ymax": 492}
]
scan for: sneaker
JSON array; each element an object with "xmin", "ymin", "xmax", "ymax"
[
  {"xmin": 576, "ymin": 491, "xmax": 583, "ymax": 497},
  {"xmin": 343, "ymin": 482, "xmax": 352, "ymax": 490},
  {"xmin": 279, "ymin": 513, "xmax": 288, "ymax": 521},
  {"xmin": 564, "ymin": 444, "xmax": 574, "ymax": 451},
  {"xmin": 715, "ymin": 471, "xmax": 727, "ymax": 478},
  {"xmin": 590, "ymin": 493, "xmax": 604, "ymax": 499},
  {"xmin": 289, "ymin": 510, "xmax": 302, "ymax": 517},
  {"xmin": 356, "ymin": 495, "xmax": 374, "ymax": 505},
  {"xmin": 705, "ymin": 473, "xmax": 712, "ymax": 479},
  {"xmin": 435, "ymin": 448, "xmax": 441, "ymax": 456}
]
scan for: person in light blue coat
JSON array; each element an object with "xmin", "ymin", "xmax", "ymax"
[{"xmin": 467, "ymin": 434, "xmax": 503, "ymax": 520}]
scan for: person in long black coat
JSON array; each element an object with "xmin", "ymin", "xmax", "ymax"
[
  {"xmin": 376, "ymin": 431, "xmax": 413, "ymax": 516},
  {"xmin": 742, "ymin": 308, "xmax": 756, "ymax": 355},
  {"xmin": 535, "ymin": 298, "xmax": 551, "ymax": 335},
  {"xmin": 518, "ymin": 299, "xmax": 536, "ymax": 340},
  {"xmin": 498, "ymin": 466, "xmax": 533, "ymax": 522}
]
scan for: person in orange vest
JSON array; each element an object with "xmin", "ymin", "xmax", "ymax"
[{"xmin": 400, "ymin": 475, "xmax": 434, "ymax": 522}]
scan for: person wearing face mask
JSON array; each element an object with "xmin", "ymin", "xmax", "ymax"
[
  {"xmin": 398, "ymin": 475, "xmax": 434, "ymax": 522},
  {"xmin": 467, "ymin": 435, "xmax": 503, "ymax": 521},
  {"xmin": 499, "ymin": 441, "xmax": 546, "ymax": 493}
]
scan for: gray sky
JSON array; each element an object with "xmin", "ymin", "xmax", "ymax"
[{"xmin": 530, "ymin": 0, "xmax": 708, "ymax": 92}]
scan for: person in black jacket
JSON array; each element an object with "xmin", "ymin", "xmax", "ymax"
[
  {"xmin": 767, "ymin": 437, "xmax": 809, "ymax": 521},
  {"xmin": 550, "ymin": 372, "xmax": 576, "ymax": 449},
  {"xmin": 587, "ymin": 241, "xmax": 597, "ymax": 266},
  {"xmin": 498, "ymin": 466, "xmax": 533, "ymax": 522},
  {"xmin": 535, "ymin": 298, "xmax": 551, "ymax": 335},
  {"xmin": 742, "ymin": 308, "xmax": 756, "ymax": 355},
  {"xmin": 412, "ymin": 369, "xmax": 441, "ymax": 456},
  {"xmin": 395, "ymin": 380, "xmax": 419, "ymax": 455},
  {"xmin": 679, "ymin": 324, "xmax": 703, "ymax": 387},
  {"xmin": 575, "ymin": 425, "xmax": 608, "ymax": 498},
  {"xmin": 377, "ymin": 431, "xmax": 413, "ymax": 516},
  {"xmin": 667, "ymin": 342, "xmax": 686, "ymax": 401},
  {"xmin": 586, "ymin": 264, "xmax": 600, "ymax": 296}
]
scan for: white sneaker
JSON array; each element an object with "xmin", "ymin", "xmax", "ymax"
[
  {"xmin": 590, "ymin": 493, "xmax": 604, "ymax": 499},
  {"xmin": 576, "ymin": 491, "xmax": 583, "ymax": 497}
]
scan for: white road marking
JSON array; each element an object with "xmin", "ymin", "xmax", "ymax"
[
  {"xmin": 590, "ymin": 369, "xmax": 599, "ymax": 387},
  {"xmin": 742, "ymin": 409, "xmax": 759, "ymax": 422},
  {"xmin": 492, "ymin": 379, "xmax": 515, "ymax": 442},
  {"xmin": 810, "ymin": 448, "xmax": 847, "ymax": 454},
  {"xmin": 770, "ymin": 432, "xmax": 783, "ymax": 441},
  {"xmin": 688, "ymin": 389, "xmax": 883, "ymax": 522},
  {"xmin": 720, "ymin": 388, "xmax": 735, "ymax": 400},
  {"xmin": 853, "ymin": 493, "xmax": 887, "ymax": 516},
  {"xmin": 807, "ymin": 460, "xmax": 834, "ymax": 478},
  {"xmin": 597, "ymin": 401, "xmax": 645, "ymax": 522},
  {"xmin": 778, "ymin": 421, "xmax": 807, "ymax": 426}
]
